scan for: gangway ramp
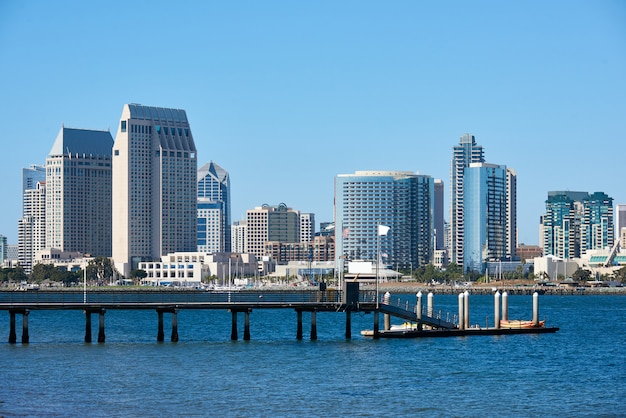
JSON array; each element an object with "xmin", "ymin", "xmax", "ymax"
[{"xmin": 379, "ymin": 302, "xmax": 457, "ymax": 330}]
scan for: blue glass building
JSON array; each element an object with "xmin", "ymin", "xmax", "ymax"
[
  {"xmin": 334, "ymin": 171, "xmax": 434, "ymax": 269},
  {"xmin": 463, "ymin": 163, "xmax": 509, "ymax": 274},
  {"xmin": 197, "ymin": 161, "xmax": 231, "ymax": 253}
]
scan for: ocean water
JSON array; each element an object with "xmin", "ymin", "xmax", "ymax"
[{"xmin": 0, "ymin": 294, "xmax": 624, "ymax": 417}]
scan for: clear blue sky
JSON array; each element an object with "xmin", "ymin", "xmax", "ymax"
[{"xmin": 1, "ymin": 1, "xmax": 624, "ymax": 245}]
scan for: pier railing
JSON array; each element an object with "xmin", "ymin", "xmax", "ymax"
[{"xmin": 379, "ymin": 295, "xmax": 458, "ymax": 329}]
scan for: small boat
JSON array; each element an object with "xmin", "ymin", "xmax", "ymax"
[
  {"xmin": 360, "ymin": 322, "xmax": 417, "ymax": 337},
  {"xmin": 500, "ymin": 319, "xmax": 545, "ymax": 329}
]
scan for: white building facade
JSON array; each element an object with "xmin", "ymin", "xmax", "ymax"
[{"xmin": 112, "ymin": 104, "xmax": 197, "ymax": 277}]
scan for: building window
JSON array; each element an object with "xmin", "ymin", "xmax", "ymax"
[{"xmin": 121, "ymin": 121, "xmax": 126, "ymax": 132}]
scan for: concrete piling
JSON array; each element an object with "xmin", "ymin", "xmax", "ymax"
[
  {"xmin": 464, "ymin": 291, "xmax": 470, "ymax": 329},
  {"xmin": 230, "ymin": 310, "xmax": 238, "ymax": 341},
  {"xmin": 84, "ymin": 311, "xmax": 92, "ymax": 343},
  {"xmin": 157, "ymin": 310, "xmax": 165, "ymax": 342},
  {"xmin": 458, "ymin": 293, "xmax": 465, "ymax": 330},
  {"xmin": 494, "ymin": 291, "xmax": 501, "ymax": 329},
  {"xmin": 171, "ymin": 309, "xmax": 179, "ymax": 342},
  {"xmin": 427, "ymin": 292, "xmax": 434, "ymax": 317},
  {"xmin": 296, "ymin": 310, "xmax": 303, "ymax": 340},
  {"xmin": 98, "ymin": 309, "xmax": 106, "ymax": 343},
  {"xmin": 244, "ymin": 310, "xmax": 251, "ymax": 341},
  {"xmin": 383, "ymin": 292, "xmax": 391, "ymax": 331},
  {"xmin": 21, "ymin": 310, "xmax": 29, "ymax": 344},
  {"xmin": 345, "ymin": 310, "xmax": 352, "ymax": 339},
  {"xmin": 502, "ymin": 291, "xmax": 509, "ymax": 321},
  {"xmin": 533, "ymin": 292, "xmax": 539, "ymax": 326},
  {"xmin": 310, "ymin": 310, "xmax": 317, "ymax": 340}
]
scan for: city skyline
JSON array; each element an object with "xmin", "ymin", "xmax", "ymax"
[{"xmin": 1, "ymin": 1, "xmax": 625, "ymax": 245}]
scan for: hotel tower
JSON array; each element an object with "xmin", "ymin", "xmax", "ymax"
[{"xmin": 112, "ymin": 104, "xmax": 197, "ymax": 277}]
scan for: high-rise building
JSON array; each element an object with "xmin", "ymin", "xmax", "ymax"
[
  {"xmin": 463, "ymin": 163, "xmax": 516, "ymax": 274},
  {"xmin": 463, "ymin": 163, "xmax": 512, "ymax": 274},
  {"xmin": 615, "ymin": 204, "xmax": 626, "ymax": 242},
  {"xmin": 245, "ymin": 204, "xmax": 300, "ymax": 258},
  {"xmin": 506, "ymin": 168, "xmax": 518, "ymax": 260},
  {"xmin": 45, "ymin": 127, "xmax": 113, "ymax": 256},
  {"xmin": 231, "ymin": 220, "xmax": 247, "ymax": 254},
  {"xmin": 112, "ymin": 104, "xmax": 197, "ymax": 277},
  {"xmin": 197, "ymin": 161, "xmax": 231, "ymax": 253},
  {"xmin": 541, "ymin": 193, "xmax": 583, "ymax": 259},
  {"xmin": 0, "ymin": 234, "xmax": 7, "ymax": 265},
  {"xmin": 299, "ymin": 213, "xmax": 315, "ymax": 244},
  {"xmin": 581, "ymin": 192, "xmax": 614, "ymax": 253},
  {"xmin": 22, "ymin": 164, "xmax": 45, "ymax": 197},
  {"xmin": 18, "ymin": 181, "xmax": 46, "ymax": 273},
  {"xmin": 334, "ymin": 170, "xmax": 434, "ymax": 269},
  {"xmin": 450, "ymin": 134, "xmax": 484, "ymax": 266},
  {"xmin": 433, "ymin": 179, "xmax": 445, "ymax": 250}
]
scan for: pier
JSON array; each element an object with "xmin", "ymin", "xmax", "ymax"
[{"xmin": 0, "ymin": 284, "xmax": 558, "ymax": 343}]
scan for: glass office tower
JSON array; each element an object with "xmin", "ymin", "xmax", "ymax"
[{"xmin": 463, "ymin": 163, "xmax": 508, "ymax": 274}]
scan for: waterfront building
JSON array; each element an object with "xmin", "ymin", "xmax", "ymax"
[
  {"xmin": 463, "ymin": 163, "xmax": 513, "ymax": 274},
  {"xmin": 231, "ymin": 220, "xmax": 247, "ymax": 254},
  {"xmin": 264, "ymin": 235, "xmax": 334, "ymax": 264},
  {"xmin": 245, "ymin": 204, "xmax": 300, "ymax": 258},
  {"xmin": 138, "ymin": 252, "xmax": 259, "ymax": 286},
  {"xmin": 112, "ymin": 104, "xmax": 198, "ymax": 277},
  {"xmin": 45, "ymin": 127, "xmax": 113, "ymax": 257},
  {"xmin": 450, "ymin": 134, "xmax": 485, "ymax": 266},
  {"xmin": 581, "ymin": 192, "xmax": 614, "ymax": 253},
  {"xmin": 18, "ymin": 181, "xmax": 46, "ymax": 273},
  {"xmin": 541, "ymin": 191, "xmax": 614, "ymax": 259},
  {"xmin": 197, "ymin": 161, "xmax": 231, "ymax": 253},
  {"xmin": 334, "ymin": 170, "xmax": 434, "ymax": 270}
]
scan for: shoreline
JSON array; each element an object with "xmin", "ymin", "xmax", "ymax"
[{"xmin": 4, "ymin": 283, "xmax": 625, "ymax": 296}]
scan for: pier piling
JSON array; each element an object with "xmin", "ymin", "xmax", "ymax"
[
  {"xmin": 230, "ymin": 310, "xmax": 238, "ymax": 341},
  {"xmin": 171, "ymin": 309, "xmax": 179, "ymax": 342},
  {"xmin": 157, "ymin": 310, "xmax": 165, "ymax": 342},
  {"xmin": 532, "ymin": 292, "xmax": 539, "ymax": 326},
  {"xmin": 21, "ymin": 310, "xmax": 29, "ymax": 344},
  {"xmin": 84, "ymin": 311, "xmax": 92, "ymax": 343},
  {"xmin": 244, "ymin": 310, "xmax": 250, "ymax": 341},
  {"xmin": 98, "ymin": 309, "xmax": 106, "ymax": 343},
  {"xmin": 345, "ymin": 310, "xmax": 352, "ymax": 339},
  {"xmin": 310, "ymin": 310, "xmax": 317, "ymax": 340},
  {"xmin": 296, "ymin": 310, "xmax": 303, "ymax": 340},
  {"xmin": 494, "ymin": 291, "xmax": 501, "ymax": 329},
  {"xmin": 458, "ymin": 293, "xmax": 465, "ymax": 330},
  {"xmin": 502, "ymin": 291, "xmax": 509, "ymax": 321},
  {"xmin": 9, "ymin": 311, "xmax": 16, "ymax": 344}
]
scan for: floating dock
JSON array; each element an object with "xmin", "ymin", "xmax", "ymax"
[{"xmin": 363, "ymin": 326, "xmax": 559, "ymax": 338}]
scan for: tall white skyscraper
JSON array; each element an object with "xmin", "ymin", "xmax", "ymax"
[
  {"xmin": 45, "ymin": 127, "xmax": 113, "ymax": 256},
  {"xmin": 18, "ymin": 181, "xmax": 46, "ymax": 274},
  {"xmin": 112, "ymin": 104, "xmax": 197, "ymax": 277}
]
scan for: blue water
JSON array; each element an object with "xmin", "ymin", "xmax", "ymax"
[{"xmin": 0, "ymin": 294, "xmax": 624, "ymax": 417}]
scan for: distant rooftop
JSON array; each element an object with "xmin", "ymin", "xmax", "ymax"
[{"xmin": 48, "ymin": 127, "xmax": 113, "ymax": 157}]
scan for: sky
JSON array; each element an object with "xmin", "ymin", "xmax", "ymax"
[{"xmin": 0, "ymin": 0, "xmax": 625, "ymax": 246}]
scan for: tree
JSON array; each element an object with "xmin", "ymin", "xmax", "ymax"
[
  {"xmin": 129, "ymin": 269, "xmax": 147, "ymax": 285},
  {"xmin": 572, "ymin": 268, "xmax": 592, "ymax": 283},
  {"xmin": 30, "ymin": 264, "xmax": 56, "ymax": 283},
  {"xmin": 87, "ymin": 257, "xmax": 114, "ymax": 285},
  {"xmin": 614, "ymin": 267, "xmax": 625, "ymax": 283}
]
